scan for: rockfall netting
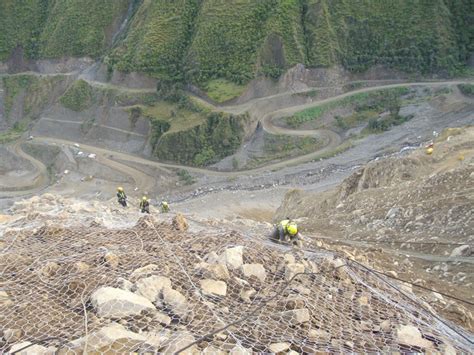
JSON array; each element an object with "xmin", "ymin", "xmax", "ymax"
[{"xmin": 1, "ymin": 215, "xmax": 473, "ymax": 354}]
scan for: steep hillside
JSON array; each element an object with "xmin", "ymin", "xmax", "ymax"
[{"xmin": 1, "ymin": 1, "xmax": 473, "ymax": 86}]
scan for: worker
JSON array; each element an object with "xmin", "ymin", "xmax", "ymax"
[
  {"xmin": 272, "ymin": 218, "xmax": 301, "ymax": 246},
  {"xmin": 139, "ymin": 196, "xmax": 150, "ymax": 214},
  {"xmin": 117, "ymin": 187, "xmax": 127, "ymax": 207},
  {"xmin": 160, "ymin": 201, "xmax": 170, "ymax": 213}
]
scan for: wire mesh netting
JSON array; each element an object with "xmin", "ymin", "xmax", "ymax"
[{"xmin": 1, "ymin": 215, "xmax": 473, "ymax": 354}]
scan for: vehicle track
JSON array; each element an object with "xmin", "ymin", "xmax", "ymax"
[{"xmin": 1, "ymin": 79, "xmax": 472, "ymax": 197}]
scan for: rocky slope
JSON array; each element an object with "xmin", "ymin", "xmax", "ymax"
[
  {"xmin": 1, "ymin": 194, "xmax": 473, "ymax": 353},
  {"xmin": 275, "ymin": 126, "xmax": 474, "ymax": 330}
]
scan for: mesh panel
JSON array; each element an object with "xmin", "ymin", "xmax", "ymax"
[{"xmin": 1, "ymin": 216, "xmax": 473, "ymax": 354}]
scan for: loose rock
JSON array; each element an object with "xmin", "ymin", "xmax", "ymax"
[
  {"xmin": 285, "ymin": 263, "xmax": 305, "ymax": 281},
  {"xmin": 396, "ymin": 325, "xmax": 434, "ymax": 349},
  {"xmin": 281, "ymin": 308, "xmax": 310, "ymax": 325},
  {"xmin": 241, "ymin": 263, "xmax": 267, "ymax": 282},
  {"xmin": 135, "ymin": 275, "xmax": 172, "ymax": 302},
  {"xmin": 200, "ymin": 279, "xmax": 227, "ymax": 297},
  {"xmin": 269, "ymin": 342, "xmax": 290, "ymax": 353},
  {"xmin": 91, "ymin": 286, "xmax": 155, "ymax": 318},
  {"xmin": 0, "ymin": 290, "xmax": 13, "ymax": 307},
  {"xmin": 172, "ymin": 213, "xmax": 189, "ymax": 231},
  {"xmin": 219, "ymin": 246, "xmax": 244, "ymax": 270},
  {"xmin": 162, "ymin": 286, "xmax": 188, "ymax": 317}
]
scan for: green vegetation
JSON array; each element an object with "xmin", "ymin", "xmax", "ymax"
[
  {"xmin": 205, "ymin": 79, "xmax": 247, "ymax": 103},
  {"xmin": 177, "ymin": 169, "xmax": 195, "ymax": 185},
  {"xmin": 60, "ymin": 80, "xmax": 94, "ymax": 112},
  {"xmin": 287, "ymin": 87, "xmax": 410, "ymax": 127},
  {"xmin": 155, "ymin": 112, "xmax": 248, "ymax": 166},
  {"xmin": 0, "ymin": 0, "xmax": 129, "ymax": 60},
  {"xmin": 458, "ymin": 84, "xmax": 474, "ymax": 97},
  {"xmin": 2, "ymin": 74, "xmax": 66, "ymax": 121},
  {"xmin": 0, "ymin": 122, "xmax": 26, "ymax": 144}
]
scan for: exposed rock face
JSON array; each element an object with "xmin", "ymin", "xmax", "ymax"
[
  {"xmin": 135, "ymin": 275, "xmax": 172, "ymax": 302},
  {"xmin": 91, "ymin": 287, "xmax": 155, "ymax": 318},
  {"xmin": 219, "ymin": 246, "xmax": 244, "ymax": 270},
  {"xmin": 200, "ymin": 279, "xmax": 227, "ymax": 297},
  {"xmin": 241, "ymin": 263, "xmax": 267, "ymax": 282}
]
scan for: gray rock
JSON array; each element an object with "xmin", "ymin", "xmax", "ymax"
[
  {"xmin": 91, "ymin": 287, "xmax": 155, "ymax": 318},
  {"xmin": 386, "ymin": 207, "xmax": 401, "ymax": 219}
]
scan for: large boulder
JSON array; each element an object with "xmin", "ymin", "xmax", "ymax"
[
  {"xmin": 200, "ymin": 279, "xmax": 227, "ymax": 297},
  {"xmin": 219, "ymin": 246, "xmax": 244, "ymax": 270},
  {"xmin": 162, "ymin": 287, "xmax": 188, "ymax": 318},
  {"xmin": 135, "ymin": 276, "xmax": 172, "ymax": 302},
  {"xmin": 91, "ymin": 287, "xmax": 155, "ymax": 318},
  {"xmin": 9, "ymin": 342, "xmax": 56, "ymax": 355},
  {"xmin": 241, "ymin": 263, "xmax": 267, "ymax": 282},
  {"xmin": 61, "ymin": 323, "xmax": 146, "ymax": 353},
  {"xmin": 396, "ymin": 325, "xmax": 434, "ymax": 349}
]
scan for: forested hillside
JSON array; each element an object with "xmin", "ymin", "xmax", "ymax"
[{"xmin": 1, "ymin": 0, "xmax": 473, "ymax": 85}]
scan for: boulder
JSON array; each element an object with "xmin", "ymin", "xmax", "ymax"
[
  {"xmin": 285, "ymin": 263, "xmax": 305, "ymax": 281},
  {"xmin": 63, "ymin": 323, "xmax": 146, "ymax": 353},
  {"xmin": 396, "ymin": 325, "xmax": 434, "ymax": 349},
  {"xmin": 91, "ymin": 287, "xmax": 155, "ymax": 318},
  {"xmin": 269, "ymin": 342, "xmax": 290, "ymax": 353},
  {"xmin": 308, "ymin": 329, "xmax": 331, "ymax": 342},
  {"xmin": 280, "ymin": 308, "xmax": 310, "ymax": 325},
  {"xmin": 219, "ymin": 246, "xmax": 244, "ymax": 270},
  {"xmin": 162, "ymin": 286, "xmax": 188, "ymax": 317},
  {"xmin": 200, "ymin": 279, "xmax": 227, "ymax": 297},
  {"xmin": 450, "ymin": 245, "xmax": 471, "ymax": 257},
  {"xmin": 205, "ymin": 251, "xmax": 220, "ymax": 264},
  {"xmin": 135, "ymin": 275, "xmax": 172, "ymax": 302},
  {"xmin": 239, "ymin": 288, "xmax": 257, "ymax": 303},
  {"xmin": 9, "ymin": 342, "xmax": 55, "ymax": 355},
  {"xmin": 0, "ymin": 290, "xmax": 13, "ymax": 307},
  {"xmin": 241, "ymin": 263, "xmax": 267, "ymax": 282},
  {"xmin": 160, "ymin": 331, "xmax": 197, "ymax": 354},
  {"xmin": 196, "ymin": 262, "xmax": 230, "ymax": 281},
  {"xmin": 130, "ymin": 264, "xmax": 159, "ymax": 280},
  {"xmin": 172, "ymin": 213, "xmax": 189, "ymax": 231}
]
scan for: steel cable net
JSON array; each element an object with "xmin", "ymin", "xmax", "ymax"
[{"xmin": 1, "ymin": 216, "xmax": 473, "ymax": 354}]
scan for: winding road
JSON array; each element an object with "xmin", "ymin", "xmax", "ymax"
[{"xmin": 1, "ymin": 78, "xmax": 473, "ymax": 199}]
